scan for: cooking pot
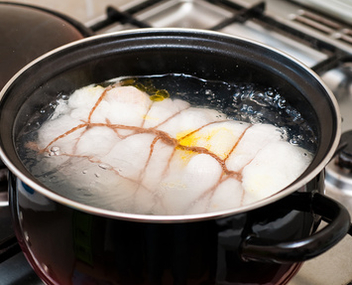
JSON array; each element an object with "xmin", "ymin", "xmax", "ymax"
[{"xmin": 0, "ymin": 29, "xmax": 350, "ymax": 285}]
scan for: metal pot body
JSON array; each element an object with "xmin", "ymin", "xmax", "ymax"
[
  {"xmin": 0, "ymin": 29, "xmax": 349, "ymax": 284},
  {"xmin": 10, "ymin": 173, "xmax": 323, "ymax": 285},
  {"xmin": 0, "ymin": 29, "xmax": 340, "ymax": 203}
]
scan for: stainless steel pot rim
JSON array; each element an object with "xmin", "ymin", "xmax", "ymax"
[{"xmin": 0, "ymin": 28, "xmax": 342, "ymax": 222}]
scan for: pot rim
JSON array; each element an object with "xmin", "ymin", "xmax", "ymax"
[{"xmin": 0, "ymin": 28, "xmax": 342, "ymax": 223}]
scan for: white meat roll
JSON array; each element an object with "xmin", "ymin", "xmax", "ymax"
[{"xmin": 31, "ymin": 83, "xmax": 313, "ymax": 215}]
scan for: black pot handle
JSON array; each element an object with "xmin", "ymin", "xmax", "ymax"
[{"xmin": 240, "ymin": 191, "xmax": 351, "ymax": 263}]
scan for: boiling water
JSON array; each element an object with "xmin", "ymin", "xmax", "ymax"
[{"xmin": 16, "ymin": 73, "xmax": 316, "ymax": 215}]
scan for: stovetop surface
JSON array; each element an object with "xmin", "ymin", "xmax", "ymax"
[{"xmin": 1, "ymin": 0, "xmax": 352, "ymax": 284}]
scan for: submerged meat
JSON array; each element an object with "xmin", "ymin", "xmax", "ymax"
[{"xmin": 32, "ymin": 83, "xmax": 312, "ymax": 215}]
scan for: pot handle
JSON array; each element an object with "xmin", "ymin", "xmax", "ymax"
[{"xmin": 240, "ymin": 191, "xmax": 351, "ymax": 263}]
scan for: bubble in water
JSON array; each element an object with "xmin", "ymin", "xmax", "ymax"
[
  {"xmin": 49, "ymin": 102, "xmax": 57, "ymax": 108},
  {"xmin": 289, "ymin": 135, "xmax": 303, "ymax": 145},
  {"xmin": 266, "ymin": 89, "xmax": 274, "ymax": 97},
  {"xmin": 48, "ymin": 146, "xmax": 60, "ymax": 156},
  {"xmin": 59, "ymin": 94, "xmax": 70, "ymax": 100},
  {"xmin": 98, "ymin": 163, "xmax": 110, "ymax": 170},
  {"xmin": 205, "ymin": 89, "xmax": 213, "ymax": 95},
  {"xmin": 277, "ymin": 98, "xmax": 287, "ymax": 109}
]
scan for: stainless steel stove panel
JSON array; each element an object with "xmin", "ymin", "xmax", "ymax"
[
  {"xmin": 134, "ymin": 0, "xmax": 234, "ymax": 28},
  {"xmin": 291, "ymin": 0, "xmax": 352, "ymax": 26},
  {"xmin": 265, "ymin": 0, "xmax": 352, "ymax": 54}
]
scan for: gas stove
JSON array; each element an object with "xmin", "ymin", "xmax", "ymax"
[{"xmin": 1, "ymin": 0, "xmax": 352, "ymax": 284}]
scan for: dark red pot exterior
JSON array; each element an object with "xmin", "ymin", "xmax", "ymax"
[{"xmin": 10, "ymin": 173, "xmax": 322, "ymax": 285}]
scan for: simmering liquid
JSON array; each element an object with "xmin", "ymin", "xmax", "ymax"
[{"xmin": 16, "ymin": 74, "xmax": 316, "ymax": 215}]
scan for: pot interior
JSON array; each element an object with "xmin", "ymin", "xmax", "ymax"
[{"xmin": 0, "ymin": 29, "xmax": 340, "ymax": 219}]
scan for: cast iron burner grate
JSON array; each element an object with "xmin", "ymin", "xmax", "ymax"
[{"xmin": 88, "ymin": 0, "xmax": 352, "ymax": 75}]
